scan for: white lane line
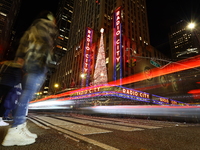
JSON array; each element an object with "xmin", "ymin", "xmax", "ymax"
[
  {"xmin": 28, "ymin": 117, "xmax": 50, "ymax": 129},
  {"xmin": 32, "ymin": 116, "xmax": 120, "ymax": 150},
  {"xmin": 63, "ymin": 134, "xmax": 80, "ymax": 142},
  {"xmin": 56, "ymin": 116, "xmax": 143, "ymax": 131},
  {"xmin": 74, "ymin": 116, "xmax": 161, "ymax": 129},
  {"xmin": 36, "ymin": 116, "xmax": 112, "ymax": 135}
]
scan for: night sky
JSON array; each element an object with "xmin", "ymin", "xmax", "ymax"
[
  {"xmin": 14, "ymin": 0, "xmax": 59, "ymax": 37},
  {"xmin": 14, "ymin": 0, "xmax": 200, "ymax": 56},
  {"xmin": 146, "ymin": 0, "xmax": 200, "ymax": 56}
]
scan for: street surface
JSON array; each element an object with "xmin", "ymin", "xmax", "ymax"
[{"xmin": 0, "ymin": 112, "xmax": 200, "ymax": 150}]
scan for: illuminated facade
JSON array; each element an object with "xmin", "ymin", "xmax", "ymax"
[
  {"xmin": 49, "ymin": 0, "xmax": 168, "ymax": 95},
  {"xmin": 0, "ymin": 0, "xmax": 21, "ymax": 60}
]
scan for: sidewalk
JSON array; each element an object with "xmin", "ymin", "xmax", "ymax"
[{"xmin": 0, "ymin": 119, "xmax": 79, "ymax": 150}]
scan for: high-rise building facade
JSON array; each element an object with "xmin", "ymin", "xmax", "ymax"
[
  {"xmin": 169, "ymin": 20, "xmax": 200, "ymax": 60},
  {"xmin": 0, "ymin": 0, "xmax": 21, "ymax": 60},
  {"xmin": 49, "ymin": 0, "xmax": 167, "ymax": 94},
  {"xmin": 46, "ymin": 0, "xmax": 74, "ymax": 94}
]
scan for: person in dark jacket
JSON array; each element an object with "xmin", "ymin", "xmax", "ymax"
[
  {"xmin": 2, "ymin": 10, "xmax": 58, "ymax": 146},
  {"xmin": 3, "ymin": 83, "xmax": 22, "ymax": 121},
  {"xmin": 0, "ymin": 60, "xmax": 23, "ymax": 126}
]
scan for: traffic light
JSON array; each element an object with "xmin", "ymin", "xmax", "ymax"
[{"xmin": 128, "ymin": 58, "xmax": 136, "ymax": 67}]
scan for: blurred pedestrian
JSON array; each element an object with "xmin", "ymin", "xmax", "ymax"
[
  {"xmin": 2, "ymin": 10, "xmax": 58, "ymax": 146},
  {"xmin": 0, "ymin": 60, "xmax": 23, "ymax": 126},
  {"xmin": 3, "ymin": 83, "xmax": 22, "ymax": 121}
]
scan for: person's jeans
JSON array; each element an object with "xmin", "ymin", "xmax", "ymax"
[
  {"xmin": 3, "ymin": 109, "xmax": 11, "ymax": 118},
  {"xmin": 12, "ymin": 72, "xmax": 46, "ymax": 127}
]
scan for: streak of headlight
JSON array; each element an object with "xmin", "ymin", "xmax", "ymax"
[
  {"xmin": 188, "ymin": 89, "xmax": 200, "ymax": 94},
  {"xmin": 108, "ymin": 55, "xmax": 200, "ymax": 86},
  {"xmin": 81, "ymin": 105, "xmax": 200, "ymax": 117},
  {"xmin": 31, "ymin": 55, "xmax": 200, "ymax": 102},
  {"xmin": 29, "ymin": 100, "xmax": 73, "ymax": 107},
  {"xmin": 187, "ymin": 89, "xmax": 200, "ymax": 99}
]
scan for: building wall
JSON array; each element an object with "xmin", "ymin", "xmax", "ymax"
[
  {"xmin": 48, "ymin": 0, "xmax": 168, "ymax": 95},
  {"xmin": 48, "ymin": 0, "xmax": 74, "ymax": 94},
  {"xmin": 0, "ymin": 0, "xmax": 21, "ymax": 61}
]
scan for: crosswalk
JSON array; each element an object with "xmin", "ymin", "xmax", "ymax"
[{"xmin": 28, "ymin": 115, "xmax": 186, "ymax": 150}]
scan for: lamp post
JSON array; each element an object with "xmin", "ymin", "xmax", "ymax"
[{"xmin": 126, "ymin": 48, "xmax": 137, "ymax": 56}]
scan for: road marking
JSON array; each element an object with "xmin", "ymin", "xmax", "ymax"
[
  {"xmin": 31, "ymin": 116, "xmax": 120, "ymax": 150},
  {"xmin": 28, "ymin": 117, "xmax": 50, "ymax": 129},
  {"xmin": 56, "ymin": 116, "xmax": 143, "ymax": 131},
  {"xmin": 63, "ymin": 134, "xmax": 80, "ymax": 142},
  {"xmin": 35, "ymin": 116, "xmax": 112, "ymax": 135},
  {"xmin": 74, "ymin": 116, "xmax": 161, "ymax": 129}
]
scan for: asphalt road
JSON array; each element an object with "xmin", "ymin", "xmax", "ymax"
[{"xmin": 0, "ymin": 113, "xmax": 200, "ymax": 150}]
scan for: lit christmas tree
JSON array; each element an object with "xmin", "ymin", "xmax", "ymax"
[{"xmin": 93, "ymin": 28, "xmax": 108, "ymax": 85}]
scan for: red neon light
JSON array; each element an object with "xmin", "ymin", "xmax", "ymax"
[
  {"xmin": 188, "ymin": 89, "xmax": 200, "ymax": 94},
  {"xmin": 109, "ymin": 55, "xmax": 200, "ymax": 86},
  {"xmin": 83, "ymin": 28, "xmax": 93, "ymax": 73},
  {"xmin": 31, "ymin": 55, "xmax": 200, "ymax": 103},
  {"xmin": 115, "ymin": 8, "xmax": 121, "ymax": 63}
]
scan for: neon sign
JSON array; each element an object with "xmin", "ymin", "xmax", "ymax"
[
  {"xmin": 113, "ymin": 7, "xmax": 122, "ymax": 80},
  {"xmin": 76, "ymin": 87, "xmax": 101, "ymax": 95},
  {"xmin": 121, "ymin": 88, "xmax": 150, "ymax": 99},
  {"xmin": 82, "ymin": 27, "xmax": 93, "ymax": 86},
  {"xmin": 115, "ymin": 10, "xmax": 121, "ymax": 63}
]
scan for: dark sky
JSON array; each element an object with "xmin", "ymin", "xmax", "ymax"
[
  {"xmin": 14, "ymin": 0, "xmax": 200, "ymax": 56},
  {"xmin": 14, "ymin": 0, "xmax": 59, "ymax": 37},
  {"xmin": 146, "ymin": 0, "xmax": 200, "ymax": 56}
]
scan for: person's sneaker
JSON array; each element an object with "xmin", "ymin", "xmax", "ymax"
[
  {"xmin": 3, "ymin": 117, "xmax": 13, "ymax": 121},
  {"xmin": 2, "ymin": 124, "xmax": 35, "ymax": 146},
  {"xmin": 22, "ymin": 122, "xmax": 37, "ymax": 138},
  {"xmin": 0, "ymin": 120, "xmax": 9, "ymax": 126}
]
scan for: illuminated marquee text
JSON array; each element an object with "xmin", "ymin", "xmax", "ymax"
[
  {"xmin": 122, "ymin": 88, "xmax": 150, "ymax": 99},
  {"xmin": 76, "ymin": 87, "xmax": 101, "ymax": 95}
]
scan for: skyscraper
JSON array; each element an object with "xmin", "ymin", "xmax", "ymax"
[
  {"xmin": 47, "ymin": 0, "xmax": 74, "ymax": 94},
  {"xmin": 49, "ymin": 0, "xmax": 166, "ymax": 93}
]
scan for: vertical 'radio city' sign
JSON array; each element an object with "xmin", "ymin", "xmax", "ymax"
[
  {"xmin": 113, "ymin": 7, "xmax": 122, "ymax": 80},
  {"xmin": 82, "ymin": 27, "xmax": 93, "ymax": 86}
]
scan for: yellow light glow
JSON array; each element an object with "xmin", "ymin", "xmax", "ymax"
[
  {"xmin": 80, "ymin": 74, "xmax": 85, "ymax": 78},
  {"xmin": 187, "ymin": 22, "xmax": 195, "ymax": 29},
  {"xmin": 54, "ymin": 83, "xmax": 59, "ymax": 88}
]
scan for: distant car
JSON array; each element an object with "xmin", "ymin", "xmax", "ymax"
[{"xmin": 177, "ymin": 48, "xmax": 198, "ymax": 57}]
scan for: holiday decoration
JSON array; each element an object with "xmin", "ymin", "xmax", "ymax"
[{"xmin": 93, "ymin": 28, "xmax": 108, "ymax": 85}]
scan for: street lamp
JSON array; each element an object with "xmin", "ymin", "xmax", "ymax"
[
  {"xmin": 176, "ymin": 22, "xmax": 199, "ymax": 58},
  {"xmin": 54, "ymin": 83, "xmax": 59, "ymax": 94},
  {"xmin": 80, "ymin": 73, "xmax": 86, "ymax": 78},
  {"xmin": 187, "ymin": 22, "xmax": 195, "ymax": 30},
  {"xmin": 126, "ymin": 48, "xmax": 137, "ymax": 56},
  {"xmin": 54, "ymin": 83, "xmax": 59, "ymax": 88}
]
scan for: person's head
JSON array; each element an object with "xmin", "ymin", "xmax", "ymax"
[{"xmin": 37, "ymin": 10, "xmax": 56, "ymax": 24}]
